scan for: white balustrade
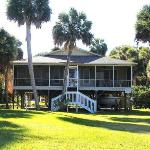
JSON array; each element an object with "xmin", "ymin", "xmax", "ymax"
[{"xmin": 51, "ymin": 91, "xmax": 97, "ymax": 113}]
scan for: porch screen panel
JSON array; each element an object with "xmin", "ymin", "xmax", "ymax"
[
  {"xmin": 79, "ymin": 66, "xmax": 95, "ymax": 87},
  {"xmin": 96, "ymin": 66, "xmax": 113, "ymax": 87},
  {"xmin": 34, "ymin": 66, "xmax": 49, "ymax": 86},
  {"xmin": 115, "ymin": 66, "xmax": 130, "ymax": 87},
  {"xmin": 127, "ymin": 67, "xmax": 131, "ymax": 80},
  {"xmin": 50, "ymin": 66, "xmax": 64, "ymax": 86},
  {"xmin": 14, "ymin": 65, "xmax": 30, "ymax": 86}
]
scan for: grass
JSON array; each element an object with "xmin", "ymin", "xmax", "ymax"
[{"xmin": 0, "ymin": 109, "xmax": 150, "ymax": 150}]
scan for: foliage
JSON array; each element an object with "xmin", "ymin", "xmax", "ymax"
[
  {"xmin": 0, "ymin": 74, "xmax": 4, "ymax": 102},
  {"xmin": 109, "ymin": 45, "xmax": 138, "ymax": 61},
  {"xmin": 0, "ymin": 28, "xmax": 23, "ymax": 68},
  {"xmin": 90, "ymin": 38, "xmax": 107, "ymax": 56},
  {"xmin": 0, "ymin": 29, "xmax": 23, "ymax": 106},
  {"xmin": 0, "ymin": 110, "xmax": 150, "ymax": 149},
  {"xmin": 51, "ymin": 47, "xmax": 61, "ymax": 51},
  {"xmin": 7, "ymin": 0, "xmax": 52, "ymax": 28},
  {"xmin": 54, "ymin": 97, "xmax": 70, "ymax": 111},
  {"xmin": 134, "ymin": 5, "xmax": 150, "ymax": 84},
  {"xmin": 136, "ymin": 74, "xmax": 147, "ymax": 86},
  {"xmin": 132, "ymin": 86, "xmax": 150, "ymax": 108},
  {"xmin": 110, "ymin": 45, "xmax": 150, "ymax": 85},
  {"xmin": 146, "ymin": 60, "xmax": 150, "ymax": 79},
  {"xmin": 135, "ymin": 5, "xmax": 150, "ymax": 44},
  {"xmin": 53, "ymin": 8, "xmax": 93, "ymax": 48}
]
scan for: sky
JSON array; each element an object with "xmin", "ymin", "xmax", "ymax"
[{"xmin": 0, "ymin": 0, "xmax": 150, "ymax": 58}]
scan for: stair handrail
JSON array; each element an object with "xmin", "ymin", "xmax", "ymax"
[
  {"xmin": 51, "ymin": 94, "xmax": 63, "ymax": 111},
  {"xmin": 51, "ymin": 91, "xmax": 97, "ymax": 113}
]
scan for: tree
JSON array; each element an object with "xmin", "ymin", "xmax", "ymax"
[
  {"xmin": 52, "ymin": 8, "xmax": 93, "ymax": 95},
  {"xmin": 109, "ymin": 45, "xmax": 138, "ymax": 61},
  {"xmin": 7, "ymin": 0, "xmax": 52, "ymax": 109},
  {"xmin": 135, "ymin": 5, "xmax": 150, "ymax": 44},
  {"xmin": 109, "ymin": 45, "xmax": 150, "ymax": 85},
  {"xmin": 0, "ymin": 29, "xmax": 23, "ymax": 108},
  {"xmin": 90, "ymin": 38, "xmax": 107, "ymax": 56}
]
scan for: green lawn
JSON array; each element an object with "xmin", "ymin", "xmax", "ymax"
[{"xmin": 0, "ymin": 109, "xmax": 150, "ymax": 150}]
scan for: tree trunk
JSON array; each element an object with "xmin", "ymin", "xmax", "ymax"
[
  {"xmin": 4, "ymin": 66, "xmax": 9, "ymax": 109},
  {"xmin": 62, "ymin": 47, "xmax": 73, "ymax": 95},
  {"xmin": 26, "ymin": 22, "xmax": 39, "ymax": 110}
]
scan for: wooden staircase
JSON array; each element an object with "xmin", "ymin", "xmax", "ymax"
[{"xmin": 51, "ymin": 91, "xmax": 97, "ymax": 113}]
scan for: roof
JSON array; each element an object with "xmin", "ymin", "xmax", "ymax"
[
  {"xmin": 13, "ymin": 48, "xmax": 136, "ymax": 66},
  {"xmin": 48, "ymin": 47, "xmax": 100, "ymax": 57}
]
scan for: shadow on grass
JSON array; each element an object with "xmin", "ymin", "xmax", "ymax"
[
  {"xmin": 97, "ymin": 109, "xmax": 150, "ymax": 117},
  {"xmin": 0, "ymin": 121, "xmax": 25, "ymax": 149},
  {"xmin": 0, "ymin": 109, "xmax": 44, "ymax": 119},
  {"xmin": 110, "ymin": 117, "xmax": 150, "ymax": 124},
  {"xmin": 57, "ymin": 115, "xmax": 150, "ymax": 133},
  {"xmin": 57, "ymin": 109, "xmax": 150, "ymax": 118}
]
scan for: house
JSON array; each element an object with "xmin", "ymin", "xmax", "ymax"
[{"xmin": 12, "ymin": 48, "xmax": 136, "ymax": 113}]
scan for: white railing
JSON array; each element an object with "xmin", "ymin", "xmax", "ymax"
[
  {"xmin": 76, "ymin": 91, "xmax": 97, "ymax": 113},
  {"xmin": 51, "ymin": 91, "xmax": 97, "ymax": 113},
  {"xmin": 51, "ymin": 94, "xmax": 63, "ymax": 111}
]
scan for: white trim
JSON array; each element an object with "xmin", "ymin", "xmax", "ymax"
[{"xmin": 12, "ymin": 63, "xmax": 136, "ymax": 67}]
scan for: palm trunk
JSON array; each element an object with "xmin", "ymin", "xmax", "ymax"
[
  {"xmin": 26, "ymin": 22, "xmax": 39, "ymax": 110},
  {"xmin": 62, "ymin": 45, "xmax": 73, "ymax": 95}
]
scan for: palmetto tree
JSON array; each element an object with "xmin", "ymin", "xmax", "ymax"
[
  {"xmin": 90, "ymin": 38, "xmax": 107, "ymax": 56},
  {"xmin": 7, "ymin": 0, "xmax": 51, "ymax": 109},
  {"xmin": 52, "ymin": 8, "xmax": 93, "ymax": 95}
]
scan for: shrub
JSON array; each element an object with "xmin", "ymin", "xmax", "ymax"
[{"xmin": 133, "ymin": 86, "xmax": 150, "ymax": 108}]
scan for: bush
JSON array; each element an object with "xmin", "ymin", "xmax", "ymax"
[{"xmin": 133, "ymin": 86, "xmax": 150, "ymax": 108}]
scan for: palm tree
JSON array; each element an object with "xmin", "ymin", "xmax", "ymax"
[
  {"xmin": 90, "ymin": 38, "xmax": 107, "ymax": 56},
  {"xmin": 7, "ymin": 0, "xmax": 51, "ymax": 109},
  {"xmin": 52, "ymin": 8, "xmax": 93, "ymax": 95}
]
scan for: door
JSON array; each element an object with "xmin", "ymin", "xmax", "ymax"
[{"xmin": 68, "ymin": 66, "xmax": 78, "ymax": 87}]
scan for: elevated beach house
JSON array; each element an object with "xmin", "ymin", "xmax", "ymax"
[{"xmin": 13, "ymin": 48, "xmax": 136, "ymax": 113}]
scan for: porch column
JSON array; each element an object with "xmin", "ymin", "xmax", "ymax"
[
  {"xmin": 77, "ymin": 65, "xmax": 79, "ymax": 91},
  {"xmin": 131, "ymin": 65, "xmax": 133, "ymax": 87},
  {"xmin": 113, "ymin": 65, "xmax": 115, "ymax": 87},
  {"xmin": 49, "ymin": 66, "xmax": 50, "ymax": 86},
  {"xmin": 95, "ymin": 65, "xmax": 96, "ymax": 87},
  {"xmin": 48, "ymin": 90, "xmax": 50, "ymax": 109},
  {"xmin": 124, "ymin": 92, "xmax": 127, "ymax": 111},
  {"xmin": 12, "ymin": 64, "xmax": 14, "ymax": 87}
]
